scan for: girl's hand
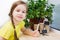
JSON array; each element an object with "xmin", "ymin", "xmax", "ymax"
[
  {"xmin": 21, "ymin": 27, "xmax": 40, "ymax": 37},
  {"xmin": 32, "ymin": 30, "xmax": 40, "ymax": 37}
]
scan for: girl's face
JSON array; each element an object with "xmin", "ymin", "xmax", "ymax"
[{"xmin": 12, "ymin": 4, "xmax": 27, "ymax": 22}]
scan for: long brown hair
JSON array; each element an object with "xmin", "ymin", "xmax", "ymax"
[{"xmin": 9, "ymin": 1, "xmax": 27, "ymax": 40}]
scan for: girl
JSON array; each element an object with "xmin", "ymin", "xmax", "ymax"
[{"xmin": 0, "ymin": 0, "xmax": 40, "ymax": 40}]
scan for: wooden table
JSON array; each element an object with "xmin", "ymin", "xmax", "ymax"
[{"xmin": 19, "ymin": 29, "xmax": 60, "ymax": 40}]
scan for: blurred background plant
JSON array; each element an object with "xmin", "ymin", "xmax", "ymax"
[{"xmin": 24, "ymin": 0, "xmax": 55, "ymax": 28}]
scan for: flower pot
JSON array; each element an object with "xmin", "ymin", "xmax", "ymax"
[
  {"xmin": 30, "ymin": 18, "xmax": 44, "ymax": 30},
  {"xmin": 30, "ymin": 18, "xmax": 40, "ymax": 30},
  {"xmin": 39, "ymin": 18, "xmax": 44, "ymax": 23},
  {"xmin": 30, "ymin": 18, "xmax": 40, "ymax": 24}
]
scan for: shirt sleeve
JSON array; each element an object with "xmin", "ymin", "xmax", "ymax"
[{"xmin": 0, "ymin": 22, "xmax": 12, "ymax": 39}]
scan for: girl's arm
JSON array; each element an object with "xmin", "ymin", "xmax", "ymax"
[
  {"xmin": 0, "ymin": 37, "xmax": 6, "ymax": 40},
  {"xmin": 21, "ymin": 27, "xmax": 40, "ymax": 37}
]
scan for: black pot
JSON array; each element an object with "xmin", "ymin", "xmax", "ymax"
[{"xmin": 44, "ymin": 21, "xmax": 49, "ymax": 25}]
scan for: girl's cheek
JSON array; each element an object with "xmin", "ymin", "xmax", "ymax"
[
  {"xmin": 24, "ymin": 14, "xmax": 26, "ymax": 18},
  {"xmin": 23, "ymin": 15, "xmax": 26, "ymax": 19}
]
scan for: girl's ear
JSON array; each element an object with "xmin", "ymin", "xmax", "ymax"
[
  {"xmin": 9, "ymin": 13, "xmax": 13, "ymax": 17},
  {"xmin": 9, "ymin": 13, "xmax": 11, "ymax": 16}
]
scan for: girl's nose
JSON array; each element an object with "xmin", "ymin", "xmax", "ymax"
[{"xmin": 18, "ymin": 11, "xmax": 22, "ymax": 14}]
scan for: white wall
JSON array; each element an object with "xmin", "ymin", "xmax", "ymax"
[
  {"xmin": 48, "ymin": 0, "xmax": 60, "ymax": 5},
  {"xmin": 48, "ymin": 0, "xmax": 60, "ymax": 29}
]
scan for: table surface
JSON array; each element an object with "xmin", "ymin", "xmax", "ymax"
[{"xmin": 19, "ymin": 29, "xmax": 60, "ymax": 40}]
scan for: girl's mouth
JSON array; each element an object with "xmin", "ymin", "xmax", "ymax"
[{"xmin": 17, "ymin": 16, "xmax": 23, "ymax": 18}]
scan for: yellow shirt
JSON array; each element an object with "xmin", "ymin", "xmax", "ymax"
[{"xmin": 0, "ymin": 20, "xmax": 25, "ymax": 40}]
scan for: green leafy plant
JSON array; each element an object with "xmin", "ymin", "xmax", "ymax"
[
  {"xmin": 24, "ymin": 0, "xmax": 55, "ymax": 27},
  {"xmin": 27, "ymin": 0, "xmax": 47, "ymax": 18},
  {"xmin": 44, "ymin": 4, "xmax": 55, "ymax": 23}
]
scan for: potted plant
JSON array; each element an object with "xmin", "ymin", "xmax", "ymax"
[{"xmin": 24, "ymin": 0, "xmax": 55, "ymax": 30}]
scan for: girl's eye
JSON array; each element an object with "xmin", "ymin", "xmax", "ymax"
[
  {"xmin": 22, "ymin": 11, "xmax": 25, "ymax": 13},
  {"xmin": 16, "ymin": 10, "xmax": 20, "ymax": 12}
]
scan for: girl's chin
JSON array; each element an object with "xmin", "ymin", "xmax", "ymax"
[{"xmin": 16, "ymin": 19, "xmax": 23, "ymax": 22}]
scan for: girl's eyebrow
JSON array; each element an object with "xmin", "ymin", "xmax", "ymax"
[
  {"xmin": 15, "ymin": 7, "xmax": 26, "ymax": 11},
  {"xmin": 22, "ymin": 9, "xmax": 26, "ymax": 11}
]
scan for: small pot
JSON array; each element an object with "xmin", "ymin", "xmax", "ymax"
[
  {"xmin": 30, "ymin": 18, "xmax": 40, "ymax": 30},
  {"xmin": 39, "ymin": 18, "xmax": 44, "ymax": 23},
  {"xmin": 30, "ymin": 18, "xmax": 44, "ymax": 30},
  {"xmin": 30, "ymin": 18, "xmax": 40, "ymax": 24}
]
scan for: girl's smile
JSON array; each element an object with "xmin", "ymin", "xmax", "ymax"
[{"xmin": 17, "ymin": 15, "xmax": 23, "ymax": 19}]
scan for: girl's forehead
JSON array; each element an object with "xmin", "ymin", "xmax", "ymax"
[{"xmin": 15, "ymin": 4, "xmax": 26, "ymax": 11}]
